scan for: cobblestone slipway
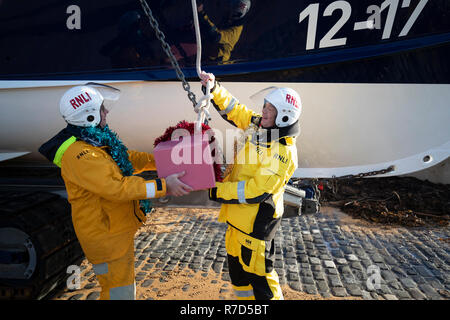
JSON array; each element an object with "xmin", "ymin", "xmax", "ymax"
[{"xmin": 52, "ymin": 206, "xmax": 450, "ymax": 300}]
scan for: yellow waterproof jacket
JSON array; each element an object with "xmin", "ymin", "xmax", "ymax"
[
  {"xmin": 199, "ymin": 10, "xmax": 243, "ymax": 63},
  {"xmin": 60, "ymin": 141, "xmax": 166, "ymax": 264},
  {"xmin": 208, "ymin": 83, "xmax": 298, "ymax": 240}
]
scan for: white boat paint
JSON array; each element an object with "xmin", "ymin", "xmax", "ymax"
[
  {"xmin": 0, "ymin": 151, "xmax": 30, "ymax": 162},
  {"xmin": 294, "ymin": 140, "xmax": 450, "ymax": 178},
  {"xmin": 0, "ymin": 81, "xmax": 449, "ymax": 183}
]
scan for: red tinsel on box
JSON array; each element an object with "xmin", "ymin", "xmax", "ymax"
[{"xmin": 154, "ymin": 120, "xmax": 223, "ymax": 182}]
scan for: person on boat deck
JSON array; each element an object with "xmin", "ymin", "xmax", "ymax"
[
  {"xmin": 39, "ymin": 84, "xmax": 192, "ymax": 300},
  {"xmin": 197, "ymin": 0, "xmax": 251, "ymax": 63},
  {"xmin": 200, "ymin": 72, "xmax": 301, "ymax": 300}
]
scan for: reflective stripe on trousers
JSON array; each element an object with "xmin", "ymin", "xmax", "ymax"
[
  {"xmin": 109, "ymin": 283, "xmax": 136, "ymax": 300},
  {"xmin": 233, "ymin": 284, "xmax": 255, "ymax": 300},
  {"xmin": 91, "ymin": 240, "xmax": 136, "ymax": 300}
]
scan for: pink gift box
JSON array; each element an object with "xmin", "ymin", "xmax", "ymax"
[{"xmin": 153, "ymin": 134, "xmax": 216, "ymax": 191}]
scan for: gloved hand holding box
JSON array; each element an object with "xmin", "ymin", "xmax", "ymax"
[{"xmin": 153, "ymin": 134, "xmax": 216, "ymax": 191}]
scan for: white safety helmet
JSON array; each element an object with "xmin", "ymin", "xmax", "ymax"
[
  {"xmin": 59, "ymin": 83, "xmax": 120, "ymax": 127},
  {"xmin": 264, "ymin": 87, "xmax": 302, "ymax": 127},
  {"xmin": 230, "ymin": 0, "xmax": 251, "ymax": 20}
]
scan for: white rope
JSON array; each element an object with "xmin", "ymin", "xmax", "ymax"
[{"xmin": 191, "ymin": 0, "xmax": 213, "ymax": 133}]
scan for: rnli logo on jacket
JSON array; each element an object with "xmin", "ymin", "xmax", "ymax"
[
  {"xmin": 76, "ymin": 150, "xmax": 89, "ymax": 159},
  {"xmin": 70, "ymin": 92, "xmax": 92, "ymax": 110},
  {"xmin": 274, "ymin": 153, "xmax": 288, "ymax": 164},
  {"xmin": 255, "ymin": 146, "xmax": 263, "ymax": 156},
  {"xmin": 286, "ymin": 94, "xmax": 299, "ymax": 109}
]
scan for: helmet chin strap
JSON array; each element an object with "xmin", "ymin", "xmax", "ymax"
[
  {"xmin": 261, "ymin": 124, "xmax": 278, "ymax": 130},
  {"xmin": 257, "ymin": 121, "xmax": 300, "ymax": 142}
]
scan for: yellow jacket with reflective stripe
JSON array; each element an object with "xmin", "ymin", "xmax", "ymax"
[
  {"xmin": 60, "ymin": 140, "xmax": 166, "ymax": 264},
  {"xmin": 209, "ymin": 83, "xmax": 298, "ymax": 240}
]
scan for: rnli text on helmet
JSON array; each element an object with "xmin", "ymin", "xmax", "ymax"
[
  {"xmin": 286, "ymin": 94, "xmax": 299, "ymax": 109},
  {"xmin": 70, "ymin": 92, "xmax": 92, "ymax": 109}
]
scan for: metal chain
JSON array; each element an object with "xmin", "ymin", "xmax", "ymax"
[
  {"xmin": 327, "ymin": 165, "xmax": 395, "ymax": 195},
  {"xmin": 334, "ymin": 165, "xmax": 396, "ymax": 180},
  {"xmin": 138, "ymin": 0, "xmax": 197, "ymax": 108}
]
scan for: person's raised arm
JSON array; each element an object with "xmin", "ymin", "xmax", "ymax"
[{"xmin": 200, "ymin": 71, "xmax": 260, "ymax": 131}]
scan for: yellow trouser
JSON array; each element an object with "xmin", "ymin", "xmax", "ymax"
[
  {"xmin": 225, "ymin": 226, "xmax": 284, "ymax": 300},
  {"xmin": 91, "ymin": 240, "xmax": 136, "ymax": 300}
]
